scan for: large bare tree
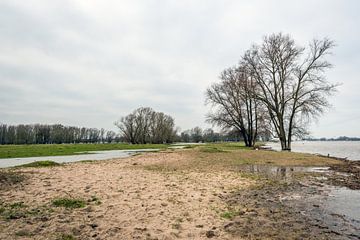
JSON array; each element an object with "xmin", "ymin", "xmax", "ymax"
[
  {"xmin": 115, "ymin": 107, "xmax": 177, "ymax": 144},
  {"xmin": 243, "ymin": 33, "xmax": 338, "ymax": 150},
  {"xmin": 206, "ymin": 65, "xmax": 267, "ymax": 147}
]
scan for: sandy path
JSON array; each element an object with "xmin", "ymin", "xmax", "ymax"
[{"xmin": 0, "ymin": 151, "xmax": 251, "ymax": 239}]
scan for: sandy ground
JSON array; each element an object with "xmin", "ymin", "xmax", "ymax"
[{"xmin": 0, "ymin": 150, "xmax": 253, "ymax": 240}]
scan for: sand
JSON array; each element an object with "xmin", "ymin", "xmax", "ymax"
[{"xmin": 0, "ymin": 150, "xmax": 252, "ymax": 240}]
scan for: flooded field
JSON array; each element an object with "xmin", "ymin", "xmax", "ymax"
[
  {"xmin": 0, "ymin": 149, "xmax": 159, "ymax": 168},
  {"xmin": 266, "ymin": 141, "xmax": 360, "ymax": 161}
]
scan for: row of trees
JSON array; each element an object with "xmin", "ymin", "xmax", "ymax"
[
  {"xmin": 206, "ymin": 33, "xmax": 337, "ymax": 150},
  {"xmin": 179, "ymin": 127, "xmax": 262, "ymax": 143},
  {"xmin": 115, "ymin": 108, "xmax": 253, "ymax": 144},
  {"xmin": 0, "ymin": 121, "xmax": 246, "ymax": 145},
  {"xmin": 0, "ymin": 124, "xmax": 120, "ymax": 145},
  {"xmin": 115, "ymin": 107, "xmax": 177, "ymax": 144}
]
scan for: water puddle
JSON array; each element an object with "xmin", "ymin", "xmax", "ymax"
[
  {"xmin": 237, "ymin": 164, "xmax": 330, "ymax": 179},
  {"xmin": 0, "ymin": 149, "xmax": 159, "ymax": 168},
  {"xmin": 324, "ymin": 186, "xmax": 360, "ymax": 225},
  {"xmin": 297, "ymin": 185, "xmax": 360, "ymax": 238}
]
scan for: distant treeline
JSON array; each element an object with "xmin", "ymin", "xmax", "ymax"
[
  {"xmin": 0, "ymin": 123, "xmax": 268, "ymax": 145},
  {"xmin": 1, "ymin": 108, "xmax": 270, "ymax": 145},
  {"xmin": 179, "ymin": 127, "xmax": 245, "ymax": 143},
  {"xmin": 0, "ymin": 124, "xmax": 120, "ymax": 145},
  {"xmin": 304, "ymin": 136, "xmax": 360, "ymax": 141}
]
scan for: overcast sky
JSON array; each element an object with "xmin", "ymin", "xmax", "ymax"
[{"xmin": 0, "ymin": 0, "xmax": 359, "ymax": 138}]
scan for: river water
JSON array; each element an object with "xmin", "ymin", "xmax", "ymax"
[
  {"xmin": 266, "ymin": 141, "xmax": 360, "ymax": 161},
  {"xmin": 0, "ymin": 149, "xmax": 158, "ymax": 168}
]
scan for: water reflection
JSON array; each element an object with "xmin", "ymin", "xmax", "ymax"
[{"xmin": 238, "ymin": 164, "xmax": 329, "ymax": 179}]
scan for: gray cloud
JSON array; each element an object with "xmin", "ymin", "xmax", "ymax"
[{"xmin": 0, "ymin": 0, "xmax": 359, "ymax": 137}]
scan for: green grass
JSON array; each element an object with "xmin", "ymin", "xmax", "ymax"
[
  {"xmin": 204, "ymin": 142, "xmax": 247, "ymax": 150},
  {"xmin": 220, "ymin": 210, "xmax": 238, "ymax": 219},
  {"xmin": 16, "ymin": 160, "xmax": 60, "ymax": 168},
  {"xmin": 0, "ymin": 201, "xmax": 28, "ymax": 220},
  {"xmin": 199, "ymin": 146, "xmax": 226, "ymax": 153},
  {"xmin": 58, "ymin": 234, "xmax": 77, "ymax": 240},
  {"xmin": 15, "ymin": 230, "xmax": 33, "ymax": 237},
  {"xmin": 52, "ymin": 198, "xmax": 86, "ymax": 209},
  {"xmin": 9, "ymin": 202, "xmax": 27, "ymax": 209},
  {"xmin": 0, "ymin": 143, "xmax": 168, "ymax": 159}
]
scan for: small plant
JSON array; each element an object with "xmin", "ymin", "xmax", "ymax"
[
  {"xmin": 172, "ymin": 223, "xmax": 181, "ymax": 230},
  {"xmin": 58, "ymin": 234, "xmax": 77, "ymax": 240},
  {"xmin": 1, "ymin": 208, "xmax": 27, "ymax": 220},
  {"xmin": 0, "ymin": 201, "xmax": 53, "ymax": 221},
  {"xmin": 52, "ymin": 198, "xmax": 86, "ymax": 209},
  {"xmin": 220, "ymin": 210, "xmax": 238, "ymax": 219},
  {"xmin": 9, "ymin": 201, "xmax": 27, "ymax": 209},
  {"xmin": 0, "ymin": 201, "xmax": 28, "ymax": 220},
  {"xmin": 17, "ymin": 161, "xmax": 60, "ymax": 168},
  {"xmin": 15, "ymin": 230, "xmax": 33, "ymax": 237}
]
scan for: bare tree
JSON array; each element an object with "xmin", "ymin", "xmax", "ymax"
[
  {"xmin": 115, "ymin": 112, "xmax": 137, "ymax": 144},
  {"xmin": 150, "ymin": 112, "xmax": 177, "ymax": 143},
  {"xmin": 105, "ymin": 131, "xmax": 116, "ymax": 143},
  {"xmin": 115, "ymin": 107, "xmax": 177, "ymax": 144},
  {"xmin": 243, "ymin": 33, "xmax": 338, "ymax": 150},
  {"xmin": 206, "ymin": 65, "xmax": 266, "ymax": 147}
]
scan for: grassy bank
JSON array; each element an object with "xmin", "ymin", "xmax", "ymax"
[
  {"xmin": 0, "ymin": 143, "xmax": 168, "ymax": 159},
  {"xmin": 143, "ymin": 144, "xmax": 343, "ymax": 173}
]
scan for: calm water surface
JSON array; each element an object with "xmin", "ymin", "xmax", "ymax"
[
  {"xmin": 0, "ymin": 149, "xmax": 158, "ymax": 168},
  {"xmin": 266, "ymin": 141, "xmax": 360, "ymax": 161}
]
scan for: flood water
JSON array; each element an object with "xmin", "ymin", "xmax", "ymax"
[
  {"xmin": 325, "ymin": 187, "xmax": 360, "ymax": 224},
  {"xmin": 266, "ymin": 141, "xmax": 360, "ymax": 161},
  {"xmin": 0, "ymin": 149, "xmax": 158, "ymax": 168},
  {"xmin": 239, "ymin": 164, "xmax": 360, "ymax": 235},
  {"xmin": 237, "ymin": 164, "xmax": 330, "ymax": 180},
  {"xmin": 305, "ymin": 185, "xmax": 360, "ymax": 237}
]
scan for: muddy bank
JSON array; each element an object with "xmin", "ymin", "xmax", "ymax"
[
  {"xmin": 328, "ymin": 160, "xmax": 360, "ymax": 190},
  {"xmin": 221, "ymin": 165, "xmax": 360, "ymax": 240},
  {"xmin": 222, "ymin": 182, "xmax": 359, "ymax": 239}
]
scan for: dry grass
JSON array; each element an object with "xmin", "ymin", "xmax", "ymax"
[{"xmin": 142, "ymin": 146, "xmax": 343, "ymax": 173}]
